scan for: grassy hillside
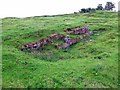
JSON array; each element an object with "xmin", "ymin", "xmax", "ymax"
[{"xmin": 2, "ymin": 11, "xmax": 118, "ymax": 88}]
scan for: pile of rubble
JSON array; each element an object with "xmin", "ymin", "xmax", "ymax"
[
  {"xmin": 21, "ymin": 34, "xmax": 64, "ymax": 51},
  {"xmin": 64, "ymin": 26, "xmax": 90, "ymax": 34},
  {"xmin": 57, "ymin": 30, "xmax": 93, "ymax": 49},
  {"xmin": 21, "ymin": 26, "xmax": 94, "ymax": 51}
]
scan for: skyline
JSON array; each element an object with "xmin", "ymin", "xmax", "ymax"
[{"xmin": 0, "ymin": 0, "xmax": 119, "ymax": 18}]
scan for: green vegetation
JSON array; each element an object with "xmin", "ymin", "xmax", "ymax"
[{"xmin": 2, "ymin": 10, "xmax": 118, "ymax": 88}]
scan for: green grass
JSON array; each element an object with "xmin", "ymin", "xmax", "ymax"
[{"xmin": 2, "ymin": 10, "xmax": 118, "ymax": 88}]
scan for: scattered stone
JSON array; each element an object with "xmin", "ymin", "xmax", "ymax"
[{"xmin": 21, "ymin": 26, "xmax": 94, "ymax": 51}]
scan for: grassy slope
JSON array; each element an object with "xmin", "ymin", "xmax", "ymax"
[{"xmin": 2, "ymin": 11, "xmax": 118, "ymax": 88}]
